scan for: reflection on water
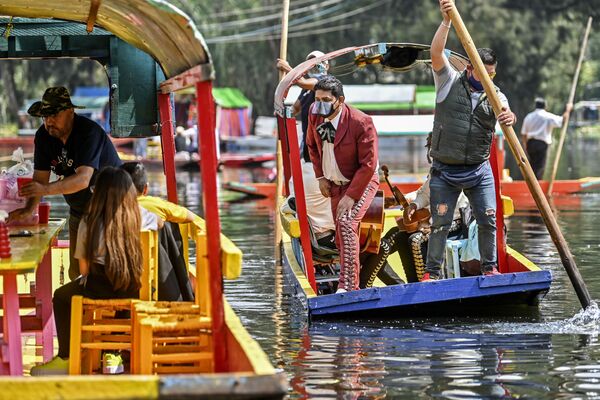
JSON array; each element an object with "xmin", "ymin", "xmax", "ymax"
[
  {"xmin": 3, "ymin": 135, "xmax": 600, "ymax": 398},
  {"xmin": 220, "ymin": 183, "xmax": 600, "ymax": 399}
]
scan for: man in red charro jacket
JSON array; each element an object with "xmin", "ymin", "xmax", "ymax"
[{"xmin": 306, "ymin": 75, "xmax": 379, "ymax": 293}]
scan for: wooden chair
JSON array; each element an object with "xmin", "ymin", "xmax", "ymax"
[
  {"xmin": 68, "ymin": 230, "xmax": 158, "ymax": 375},
  {"xmin": 128, "ymin": 221, "xmax": 243, "ymax": 375},
  {"xmin": 139, "ymin": 230, "xmax": 159, "ymax": 301},
  {"xmin": 68, "ymin": 296, "xmax": 136, "ymax": 374},
  {"xmin": 137, "ymin": 313, "xmax": 213, "ymax": 375},
  {"xmin": 131, "ymin": 301, "xmax": 211, "ymax": 374}
]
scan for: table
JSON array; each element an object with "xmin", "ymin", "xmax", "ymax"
[{"xmin": 0, "ymin": 219, "xmax": 65, "ymax": 375}]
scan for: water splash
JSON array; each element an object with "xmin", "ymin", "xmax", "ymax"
[
  {"xmin": 558, "ymin": 301, "xmax": 600, "ymax": 333},
  {"xmin": 482, "ymin": 301, "xmax": 600, "ymax": 335}
]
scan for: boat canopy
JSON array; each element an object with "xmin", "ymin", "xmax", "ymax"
[
  {"xmin": 274, "ymin": 43, "xmax": 469, "ymax": 117},
  {"xmin": 0, "ymin": 0, "xmax": 212, "ymax": 79},
  {"xmin": 0, "ymin": 0, "xmax": 214, "ymax": 138}
]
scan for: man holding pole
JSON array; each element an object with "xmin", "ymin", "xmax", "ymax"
[
  {"xmin": 521, "ymin": 97, "xmax": 573, "ymax": 180},
  {"xmin": 421, "ymin": 0, "xmax": 517, "ymax": 281}
]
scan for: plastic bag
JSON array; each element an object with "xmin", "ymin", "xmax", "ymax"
[
  {"xmin": 6, "ymin": 147, "xmax": 33, "ymax": 177},
  {"xmin": 460, "ymin": 220, "xmax": 481, "ymax": 262}
]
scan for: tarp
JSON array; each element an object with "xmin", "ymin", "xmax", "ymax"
[
  {"xmin": 212, "ymin": 88, "xmax": 252, "ymax": 109},
  {"xmin": 176, "ymin": 87, "xmax": 252, "ymax": 109}
]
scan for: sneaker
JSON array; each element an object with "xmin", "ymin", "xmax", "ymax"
[
  {"xmin": 483, "ymin": 267, "xmax": 501, "ymax": 276},
  {"xmin": 30, "ymin": 356, "xmax": 68, "ymax": 376},
  {"xmin": 420, "ymin": 273, "xmax": 440, "ymax": 282},
  {"xmin": 335, "ymin": 288, "xmax": 347, "ymax": 294},
  {"xmin": 103, "ymin": 353, "xmax": 124, "ymax": 374}
]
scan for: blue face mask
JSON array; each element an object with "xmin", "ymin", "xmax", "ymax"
[
  {"xmin": 307, "ymin": 63, "xmax": 327, "ymax": 79},
  {"xmin": 312, "ymin": 100, "xmax": 337, "ymax": 117},
  {"xmin": 468, "ymin": 73, "xmax": 484, "ymax": 91}
]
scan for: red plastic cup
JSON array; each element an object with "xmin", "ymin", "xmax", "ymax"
[
  {"xmin": 17, "ymin": 177, "xmax": 33, "ymax": 196},
  {"xmin": 38, "ymin": 201, "xmax": 50, "ymax": 224}
]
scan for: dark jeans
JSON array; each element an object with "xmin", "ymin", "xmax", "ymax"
[
  {"xmin": 426, "ymin": 163, "xmax": 497, "ymax": 277},
  {"xmin": 526, "ymin": 139, "xmax": 549, "ymax": 180},
  {"xmin": 68, "ymin": 213, "xmax": 81, "ymax": 281},
  {"xmin": 54, "ymin": 268, "xmax": 138, "ymax": 358}
]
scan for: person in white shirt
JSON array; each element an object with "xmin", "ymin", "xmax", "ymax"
[{"xmin": 521, "ymin": 97, "xmax": 573, "ymax": 179}]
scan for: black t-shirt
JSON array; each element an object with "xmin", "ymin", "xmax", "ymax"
[
  {"xmin": 34, "ymin": 114, "xmax": 122, "ymax": 217},
  {"xmin": 298, "ymin": 89, "xmax": 315, "ymax": 163}
]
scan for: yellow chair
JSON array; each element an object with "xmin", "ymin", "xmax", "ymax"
[
  {"xmin": 139, "ymin": 230, "xmax": 159, "ymax": 301},
  {"xmin": 68, "ymin": 230, "xmax": 158, "ymax": 375},
  {"xmin": 128, "ymin": 220, "xmax": 243, "ymax": 375},
  {"xmin": 137, "ymin": 313, "xmax": 213, "ymax": 375},
  {"xmin": 131, "ymin": 301, "xmax": 211, "ymax": 374},
  {"xmin": 68, "ymin": 296, "xmax": 135, "ymax": 375}
]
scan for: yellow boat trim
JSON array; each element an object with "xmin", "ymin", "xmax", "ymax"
[
  {"xmin": 280, "ymin": 211, "xmax": 301, "ymax": 238},
  {"xmin": 224, "ymin": 299, "xmax": 276, "ymax": 376},
  {"xmin": 0, "ymin": 375, "xmax": 159, "ymax": 399},
  {"xmin": 282, "ymin": 232, "xmax": 317, "ymax": 298},
  {"xmin": 507, "ymin": 246, "xmax": 541, "ymax": 271},
  {"xmin": 501, "ymin": 195, "xmax": 514, "ymax": 217},
  {"xmin": 189, "ymin": 219, "xmax": 242, "ymax": 280}
]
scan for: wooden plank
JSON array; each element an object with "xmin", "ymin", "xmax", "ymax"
[
  {"xmin": 159, "ymin": 373, "xmax": 287, "ymax": 399},
  {"xmin": 152, "ymin": 352, "xmax": 212, "ymax": 363},
  {"xmin": 280, "ymin": 212, "xmax": 301, "ymax": 238},
  {"xmin": 81, "ymin": 325, "xmax": 130, "ymax": 332},
  {"xmin": 0, "ymin": 376, "xmax": 159, "ymax": 399},
  {"xmin": 307, "ymin": 271, "xmax": 552, "ymax": 316},
  {"xmin": 0, "ymin": 295, "xmax": 36, "ymax": 308}
]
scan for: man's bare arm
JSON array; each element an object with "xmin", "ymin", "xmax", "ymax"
[
  {"xmin": 21, "ymin": 165, "xmax": 94, "ymax": 198},
  {"xmin": 431, "ymin": 0, "xmax": 454, "ymax": 72}
]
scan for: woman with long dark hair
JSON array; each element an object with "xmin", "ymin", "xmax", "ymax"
[{"xmin": 31, "ymin": 166, "xmax": 157, "ymax": 375}]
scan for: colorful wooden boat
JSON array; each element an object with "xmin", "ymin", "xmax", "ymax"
[
  {"xmin": 0, "ymin": 4, "xmax": 285, "ymax": 398},
  {"xmin": 274, "ymin": 43, "xmax": 552, "ymax": 319}
]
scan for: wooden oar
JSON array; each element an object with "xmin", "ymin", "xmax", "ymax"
[
  {"xmin": 547, "ymin": 17, "xmax": 593, "ymax": 195},
  {"xmin": 274, "ymin": 0, "xmax": 290, "ymax": 261},
  {"xmin": 446, "ymin": 2, "xmax": 592, "ymax": 309}
]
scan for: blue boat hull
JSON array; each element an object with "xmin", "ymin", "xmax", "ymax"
[{"xmin": 282, "ymin": 242, "xmax": 552, "ymax": 319}]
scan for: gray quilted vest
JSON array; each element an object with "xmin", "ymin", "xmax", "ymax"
[{"xmin": 430, "ymin": 71, "xmax": 497, "ymax": 165}]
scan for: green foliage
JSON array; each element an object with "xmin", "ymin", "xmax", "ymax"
[{"xmin": 175, "ymin": 0, "xmax": 600, "ymax": 119}]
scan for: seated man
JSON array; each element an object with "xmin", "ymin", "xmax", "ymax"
[
  {"xmin": 282, "ymin": 159, "xmax": 404, "ymax": 289},
  {"xmin": 362, "ymin": 174, "xmax": 473, "ymax": 284},
  {"xmin": 121, "ymin": 162, "xmax": 200, "ymax": 301}
]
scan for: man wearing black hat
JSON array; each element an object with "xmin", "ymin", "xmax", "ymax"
[
  {"xmin": 521, "ymin": 97, "xmax": 573, "ymax": 179},
  {"xmin": 8, "ymin": 87, "xmax": 122, "ymax": 280}
]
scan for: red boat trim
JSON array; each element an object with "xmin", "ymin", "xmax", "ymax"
[
  {"xmin": 196, "ymin": 80, "xmax": 228, "ymax": 372},
  {"xmin": 158, "ymin": 93, "xmax": 179, "ymax": 204}
]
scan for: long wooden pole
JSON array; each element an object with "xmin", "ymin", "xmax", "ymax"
[
  {"xmin": 275, "ymin": 0, "xmax": 290, "ymax": 261},
  {"xmin": 446, "ymin": 3, "xmax": 592, "ymax": 309},
  {"xmin": 547, "ymin": 17, "xmax": 593, "ymax": 195}
]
